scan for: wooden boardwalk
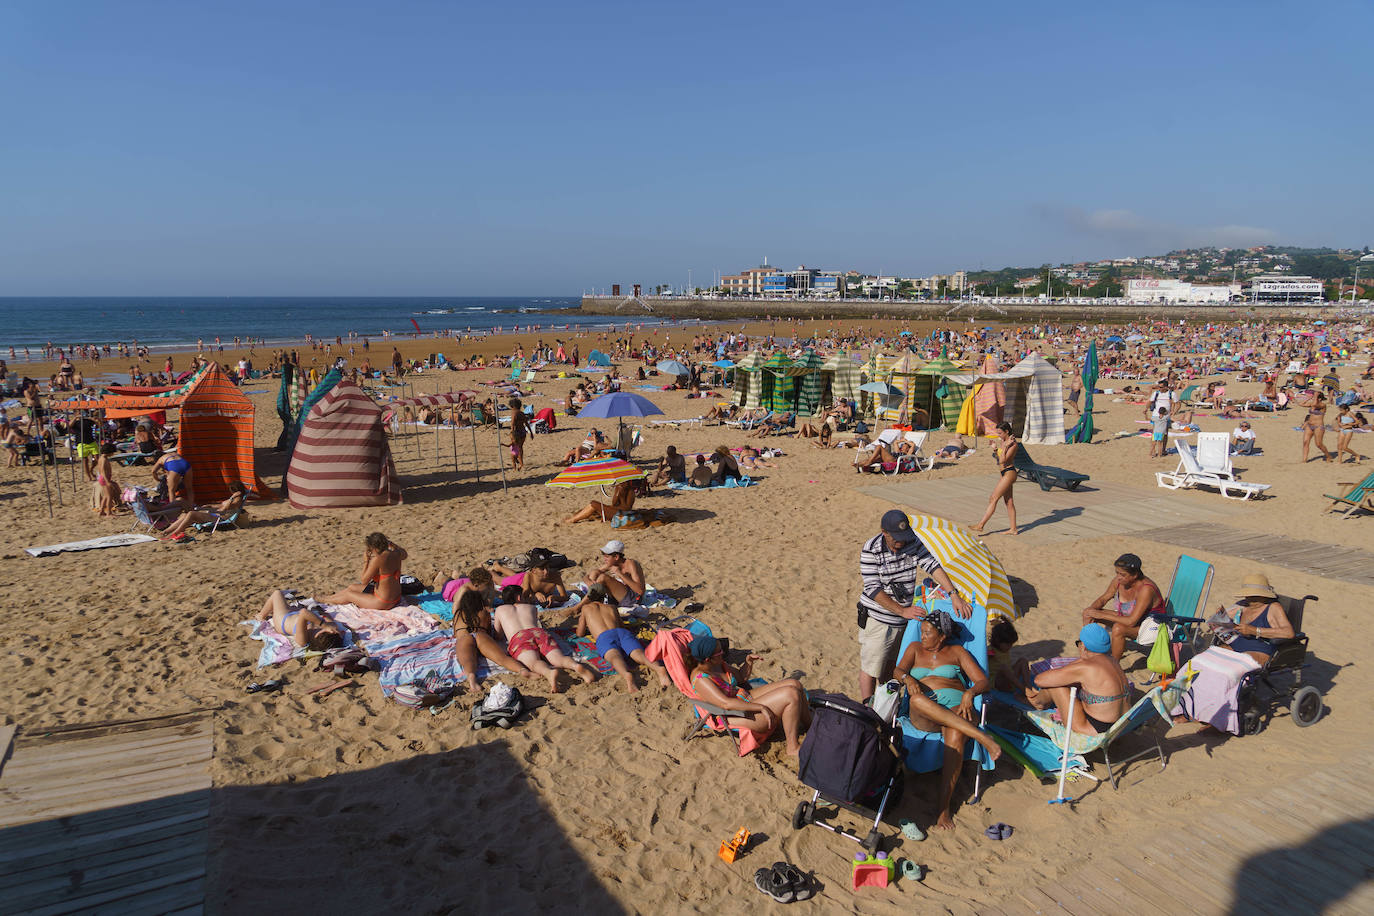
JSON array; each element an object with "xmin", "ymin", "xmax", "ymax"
[
  {"xmin": 1132, "ymin": 524, "xmax": 1374, "ymax": 589},
  {"xmin": 979, "ymin": 765, "xmax": 1374, "ymax": 915},
  {"xmin": 860, "ymin": 476, "xmax": 1245, "ymax": 543},
  {"xmin": 0, "ymin": 711, "xmax": 213, "ymax": 914}
]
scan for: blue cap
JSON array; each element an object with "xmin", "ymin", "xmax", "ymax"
[
  {"xmin": 881, "ymin": 509, "xmax": 916, "ymax": 544},
  {"xmin": 688, "ymin": 633, "xmax": 720, "ymax": 662},
  {"xmin": 1079, "ymin": 624, "xmax": 1112, "ymax": 654}
]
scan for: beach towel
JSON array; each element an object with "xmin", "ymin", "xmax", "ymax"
[
  {"xmin": 372, "ymin": 630, "xmax": 476, "ymax": 701},
  {"xmin": 1171, "ymin": 646, "xmax": 1260, "ymax": 735},
  {"xmin": 25, "ymin": 533, "xmax": 157, "ymax": 557},
  {"xmin": 666, "ymin": 477, "xmax": 755, "ymax": 491},
  {"xmin": 241, "ymin": 615, "xmax": 355, "ymax": 668},
  {"xmin": 645, "ymin": 627, "xmax": 770, "ymax": 756},
  {"xmin": 985, "ymin": 723, "xmax": 1086, "ymax": 778},
  {"xmin": 329, "ymin": 603, "xmax": 441, "ymax": 649}
]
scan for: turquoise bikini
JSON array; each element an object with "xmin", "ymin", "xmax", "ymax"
[{"xmin": 909, "ymin": 663, "xmax": 967, "ymax": 709}]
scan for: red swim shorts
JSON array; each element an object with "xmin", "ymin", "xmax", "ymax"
[{"xmin": 507, "ymin": 627, "xmax": 556, "ymax": 660}]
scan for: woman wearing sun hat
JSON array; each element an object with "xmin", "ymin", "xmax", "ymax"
[{"xmin": 1215, "ymin": 573, "xmax": 1294, "ymax": 664}]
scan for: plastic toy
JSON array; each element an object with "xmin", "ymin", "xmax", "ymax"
[
  {"xmin": 852, "ymin": 850, "xmax": 896, "ymax": 889},
  {"xmin": 718, "ymin": 827, "xmax": 750, "ymax": 863}
]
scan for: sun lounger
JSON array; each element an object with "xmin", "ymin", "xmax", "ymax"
[
  {"xmin": 127, "ymin": 493, "xmax": 179, "ymax": 535},
  {"xmin": 1012, "ymin": 444, "xmax": 1089, "ymax": 491},
  {"xmin": 901, "ymin": 430, "xmax": 937, "ymax": 472},
  {"xmin": 1324, "ymin": 471, "xmax": 1374, "ymax": 517},
  {"xmin": 1156, "ymin": 441, "xmax": 1270, "ymax": 500}
]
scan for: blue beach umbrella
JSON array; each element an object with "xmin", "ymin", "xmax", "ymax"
[
  {"xmin": 657, "ymin": 359, "xmax": 689, "ymax": 376},
  {"xmin": 711, "ymin": 359, "xmax": 735, "ymax": 369},
  {"xmin": 1105, "ymin": 335, "xmax": 1124, "ymax": 344},
  {"xmin": 579, "ymin": 391, "xmax": 664, "ymax": 452}
]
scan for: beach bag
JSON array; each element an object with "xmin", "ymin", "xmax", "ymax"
[
  {"xmin": 393, "ymin": 673, "xmax": 459, "ymax": 710},
  {"xmin": 319, "ymin": 647, "xmax": 379, "ymax": 677},
  {"xmin": 1136, "ymin": 617, "xmax": 1160, "ymax": 647},
  {"xmin": 1147, "ymin": 624, "xmax": 1175, "ymax": 676}
]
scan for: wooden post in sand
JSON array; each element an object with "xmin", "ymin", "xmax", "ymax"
[
  {"xmin": 471, "ymin": 426, "xmax": 481, "ymax": 482},
  {"xmin": 492, "ymin": 401, "xmax": 508, "ymax": 493},
  {"xmin": 450, "ymin": 422, "xmax": 459, "ymax": 474}
]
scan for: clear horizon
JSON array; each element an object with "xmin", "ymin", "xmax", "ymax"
[{"xmin": 2, "ymin": 1, "xmax": 1370, "ymax": 296}]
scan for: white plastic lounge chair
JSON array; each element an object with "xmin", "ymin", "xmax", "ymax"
[
  {"xmin": 1195, "ymin": 431, "xmax": 1237, "ymax": 476},
  {"xmin": 1156, "ymin": 442, "xmax": 1270, "ymax": 500},
  {"xmin": 725, "ymin": 409, "xmax": 770, "ymax": 430},
  {"xmin": 901, "ymin": 430, "xmax": 936, "ymax": 472}
]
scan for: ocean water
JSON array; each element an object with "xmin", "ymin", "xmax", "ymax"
[{"xmin": 0, "ymin": 296, "xmax": 684, "ymax": 360}]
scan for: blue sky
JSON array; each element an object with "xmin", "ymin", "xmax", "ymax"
[{"xmin": 1, "ymin": 0, "xmax": 1370, "ymax": 295}]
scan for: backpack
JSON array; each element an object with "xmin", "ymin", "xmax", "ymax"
[{"xmin": 392, "ymin": 673, "xmax": 460, "ymax": 710}]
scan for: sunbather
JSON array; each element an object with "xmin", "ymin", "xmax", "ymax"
[
  {"xmin": 451, "ymin": 589, "xmax": 531, "ymax": 691},
  {"xmin": 1208, "ymin": 573, "xmax": 1295, "ymax": 665},
  {"xmin": 750, "ymin": 411, "xmax": 794, "ymax": 438},
  {"xmin": 318, "ymin": 532, "xmax": 408, "ymax": 610},
  {"xmin": 688, "ymin": 454, "xmax": 714, "ymax": 487},
  {"xmin": 92, "ymin": 442, "xmax": 122, "ymax": 516},
  {"xmin": 492, "ymin": 585, "xmax": 596, "ymax": 692},
  {"xmin": 584, "ymin": 539, "xmax": 645, "ymax": 606},
  {"xmin": 647, "ymin": 445, "xmax": 686, "ymax": 486},
  {"xmin": 891, "ymin": 611, "xmax": 992, "ymax": 829},
  {"xmin": 1081, "ymin": 552, "xmax": 1164, "ymax": 659},
  {"xmin": 1032, "ymin": 624, "xmax": 1131, "ymax": 736},
  {"xmin": 854, "ymin": 438, "xmax": 913, "ymax": 473},
  {"xmin": 574, "ymin": 585, "xmax": 669, "ymax": 692},
  {"xmin": 256, "ymin": 589, "xmax": 344, "ymax": 651},
  {"xmin": 159, "ymin": 482, "xmax": 247, "ymax": 539},
  {"xmin": 558, "ymin": 429, "xmax": 607, "ymax": 466},
  {"xmin": 710, "ymin": 445, "xmax": 743, "ymax": 484},
  {"xmin": 738, "ymin": 445, "xmax": 777, "ymax": 471},
  {"xmin": 562, "ymin": 477, "xmax": 643, "ymax": 524},
  {"xmin": 684, "ymin": 633, "xmax": 811, "ymax": 756}
]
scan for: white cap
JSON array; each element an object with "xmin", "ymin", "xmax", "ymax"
[{"xmin": 601, "ymin": 539, "xmax": 625, "ymax": 555}]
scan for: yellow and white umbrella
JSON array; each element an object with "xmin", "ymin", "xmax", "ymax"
[{"xmin": 904, "ymin": 513, "xmax": 1018, "ymax": 621}]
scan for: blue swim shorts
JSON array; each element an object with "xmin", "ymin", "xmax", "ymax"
[{"xmin": 594, "ymin": 627, "xmax": 642, "ymax": 660}]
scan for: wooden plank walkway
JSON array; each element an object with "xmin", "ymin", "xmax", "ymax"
[
  {"xmin": 979, "ymin": 765, "xmax": 1374, "ymax": 915},
  {"xmin": 1133, "ymin": 524, "xmax": 1374, "ymax": 589},
  {"xmin": 0, "ymin": 711, "xmax": 213, "ymax": 914},
  {"xmin": 860, "ymin": 476, "xmax": 1246, "ymax": 543}
]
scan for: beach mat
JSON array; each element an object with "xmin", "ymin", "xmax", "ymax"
[
  {"xmin": 25, "ymin": 533, "xmax": 158, "ymax": 557},
  {"xmin": 667, "ymin": 477, "xmax": 756, "ymax": 491}
]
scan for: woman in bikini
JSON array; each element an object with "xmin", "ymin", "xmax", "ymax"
[
  {"xmin": 1334, "ymin": 403, "xmax": 1365, "ymax": 464},
  {"xmin": 970, "ymin": 421, "xmax": 1019, "ymax": 535},
  {"xmin": 684, "ymin": 633, "xmax": 812, "ymax": 756},
  {"xmin": 256, "ymin": 589, "xmax": 344, "ymax": 651},
  {"xmin": 1081, "ymin": 552, "xmax": 1164, "ymax": 659},
  {"xmin": 319, "ymin": 532, "xmax": 408, "ymax": 610},
  {"xmin": 92, "ymin": 442, "xmax": 122, "ymax": 516},
  {"xmin": 159, "ymin": 482, "xmax": 248, "ymax": 540},
  {"xmin": 151, "ymin": 449, "xmax": 194, "ymax": 503},
  {"xmin": 1033, "ymin": 623, "xmax": 1132, "ymax": 736},
  {"xmin": 1301, "ymin": 390, "xmax": 1334, "ymax": 463},
  {"xmin": 451, "ymin": 589, "xmax": 532, "ymax": 692},
  {"xmin": 892, "ymin": 611, "xmax": 991, "ymax": 830}
]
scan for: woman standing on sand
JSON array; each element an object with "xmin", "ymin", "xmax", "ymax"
[
  {"xmin": 971, "ymin": 422, "xmax": 1018, "ymax": 536},
  {"xmin": 1301, "ymin": 391, "xmax": 1334, "ymax": 463}
]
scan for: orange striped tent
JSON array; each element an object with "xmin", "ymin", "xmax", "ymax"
[{"xmin": 285, "ymin": 380, "xmax": 401, "ymax": 509}]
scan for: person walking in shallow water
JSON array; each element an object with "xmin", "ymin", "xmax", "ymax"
[{"xmin": 971, "ymin": 422, "xmax": 1019, "ymax": 536}]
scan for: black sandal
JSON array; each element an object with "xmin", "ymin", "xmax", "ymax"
[
  {"xmin": 754, "ymin": 865, "xmax": 794, "ymax": 903},
  {"xmin": 774, "ymin": 862, "xmax": 813, "ymax": 901}
]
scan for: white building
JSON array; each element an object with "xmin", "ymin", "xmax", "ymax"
[
  {"xmin": 1125, "ymin": 278, "xmax": 1239, "ymax": 303},
  {"xmin": 1245, "ymin": 275, "xmax": 1324, "ymax": 302}
]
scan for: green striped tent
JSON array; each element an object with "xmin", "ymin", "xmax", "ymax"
[
  {"xmin": 821, "ymin": 351, "xmax": 862, "ymax": 405},
  {"xmin": 760, "ymin": 351, "xmax": 798, "ymax": 413},
  {"xmin": 792, "ymin": 350, "xmax": 826, "ymax": 416},
  {"xmin": 917, "ymin": 356, "xmax": 970, "ymax": 430},
  {"xmin": 730, "ymin": 351, "xmax": 767, "ymax": 408}
]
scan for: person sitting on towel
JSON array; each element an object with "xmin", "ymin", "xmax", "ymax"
[
  {"xmin": 1032, "ymin": 624, "xmax": 1132, "ymax": 736},
  {"xmin": 256, "ymin": 589, "xmax": 343, "ymax": 651},
  {"xmin": 523, "ymin": 547, "xmax": 573, "ymax": 607},
  {"xmin": 318, "ymin": 532, "xmax": 407, "ymax": 610},
  {"xmin": 647, "ymin": 445, "xmax": 687, "ymax": 486},
  {"xmin": 689, "ymin": 454, "xmax": 715, "ymax": 488},
  {"xmin": 491, "ymin": 585, "xmax": 596, "ymax": 693},
  {"xmin": 574, "ymin": 585, "xmax": 669, "ymax": 692},
  {"xmin": 584, "ymin": 540, "xmax": 645, "ymax": 607}
]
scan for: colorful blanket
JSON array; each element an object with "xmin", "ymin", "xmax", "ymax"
[
  {"xmin": 329, "ymin": 603, "xmax": 440, "ymax": 646},
  {"xmin": 241, "ymin": 615, "xmax": 356, "ymax": 668},
  {"xmin": 667, "ymin": 477, "xmax": 755, "ymax": 490}
]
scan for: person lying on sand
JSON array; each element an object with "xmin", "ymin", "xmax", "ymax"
[
  {"xmin": 738, "ymin": 445, "xmax": 777, "ymax": 471},
  {"xmin": 318, "ymin": 532, "xmax": 407, "ymax": 610},
  {"xmin": 491, "ymin": 585, "xmax": 596, "ymax": 693},
  {"xmin": 573, "ymin": 585, "xmax": 669, "ymax": 693},
  {"xmin": 451, "ymin": 589, "xmax": 532, "ymax": 691},
  {"xmin": 256, "ymin": 588, "xmax": 343, "ymax": 651}
]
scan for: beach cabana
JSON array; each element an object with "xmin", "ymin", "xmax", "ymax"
[
  {"xmin": 915, "ymin": 356, "xmax": 970, "ymax": 430},
  {"xmin": 759, "ymin": 352, "xmax": 799, "ymax": 413},
  {"xmin": 286, "ymin": 379, "xmax": 402, "ymax": 509},
  {"xmin": 730, "ymin": 351, "xmax": 767, "ymax": 408},
  {"xmin": 820, "ymin": 351, "xmax": 861, "ymax": 405},
  {"xmin": 791, "ymin": 350, "xmax": 826, "ymax": 415},
  {"xmin": 285, "ymin": 368, "xmax": 343, "ymax": 463},
  {"xmin": 587, "ymin": 350, "xmax": 612, "ymax": 367},
  {"xmin": 948, "ymin": 352, "xmax": 1065, "ymax": 445}
]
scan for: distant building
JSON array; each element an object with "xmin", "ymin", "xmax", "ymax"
[
  {"xmin": 722, "ymin": 262, "xmax": 843, "ymax": 297},
  {"xmin": 1243, "ymin": 275, "xmax": 1324, "ymax": 302},
  {"xmin": 1125, "ymin": 278, "xmax": 1239, "ymax": 303}
]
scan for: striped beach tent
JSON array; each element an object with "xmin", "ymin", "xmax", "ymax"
[
  {"xmin": 286, "ymin": 379, "xmax": 401, "ymax": 509},
  {"xmin": 760, "ymin": 351, "xmax": 798, "ymax": 412},
  {"xmin": 948, "ymin": 352, "xmax": 1065, "ymax": 445},
  {"xmin": 905, "ymin": 514, "xmax": 1018, "ymax": 621},
  {"xmin": 791, "ymin": 350, "xmax": 826, "ymax": 416},
  {"xmin": 285, "ymin": 368, "xmax": 343, "ymax": 463},
  {"xmin": 730, "ymin": 351, "xmax": 767, "ymax": 408},
  {"xmin": 917, "ymin": 356, "xmax": 969, "ymax": 430},
  {"xmin": 820, "ymin": 351, "xmax": 861, "ymax": 405},
  {"xmin": 176, "ymin": 364, "xmax": 276, "ymax": 501}
]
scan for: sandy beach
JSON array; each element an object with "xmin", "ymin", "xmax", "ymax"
[{"xmin": 2, "ymin": 328, "xmax": 1371, "ymax": 914}]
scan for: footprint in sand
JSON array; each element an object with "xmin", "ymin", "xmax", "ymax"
[{"xmin": 252, "ymin": 741, "xmax": 286, "ymax": 761}]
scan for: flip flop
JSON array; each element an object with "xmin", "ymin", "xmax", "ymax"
[
  {"xmin": 985, "ymin": 822, "xmax": 1014, "ymax": 840},
  {"xmin": 753, "ymin": 866, "xmax": 794, "ymax": 903}
]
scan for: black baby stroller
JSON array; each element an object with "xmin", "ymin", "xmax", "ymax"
[{"xmin": 792, "ymin": 692, "xmax": 904, "ymax": 853}]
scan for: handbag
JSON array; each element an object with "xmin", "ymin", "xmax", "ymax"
[
  {"xmin": 1147, "ymin": 621, "xmax": 1175, "ymax": 676},
  {"xmin": 1136, "ymin": 617, "xmax": 1160, "ymax": 647}
]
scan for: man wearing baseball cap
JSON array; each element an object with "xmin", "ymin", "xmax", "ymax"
[
  {"xmin": 857, "ymin": 509, "xmax": 973, "ymax": 701},
  {"xmin": 584, "ymin": 539, "xmax": 646, "ymax": 608}
]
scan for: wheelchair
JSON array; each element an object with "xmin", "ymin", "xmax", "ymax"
[{"xmin": 1233, "ymin": 594, "xmax": 1322, "ymax": 736}]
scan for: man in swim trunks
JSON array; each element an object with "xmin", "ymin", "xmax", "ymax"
[
  {"xmin": 1081, "ymin": 552, "xmax": 1165, "ymax": 659},
  {"xmin": 584, "ymin": 540, "xmax": 645, "ymax": 608},
  {"xmin": 491, "ymin": 585, "xmax": 596, "ymax": 693},
  {"xmin": 574, "ymin": 585, "xmax": 669, "ymax": 692},
  {"xmin": 71, "ymin": 413, "xmax": 101, "ymax": 480}
]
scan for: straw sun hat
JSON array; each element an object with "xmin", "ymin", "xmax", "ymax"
[{"xmin": 1234, "ymin": 573, "xmax": 1277, "ymax": 600}]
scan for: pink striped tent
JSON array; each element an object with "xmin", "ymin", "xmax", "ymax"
[{"xmin": 286, "ymin": 380, "xmax": 402, "ymax": 509}]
